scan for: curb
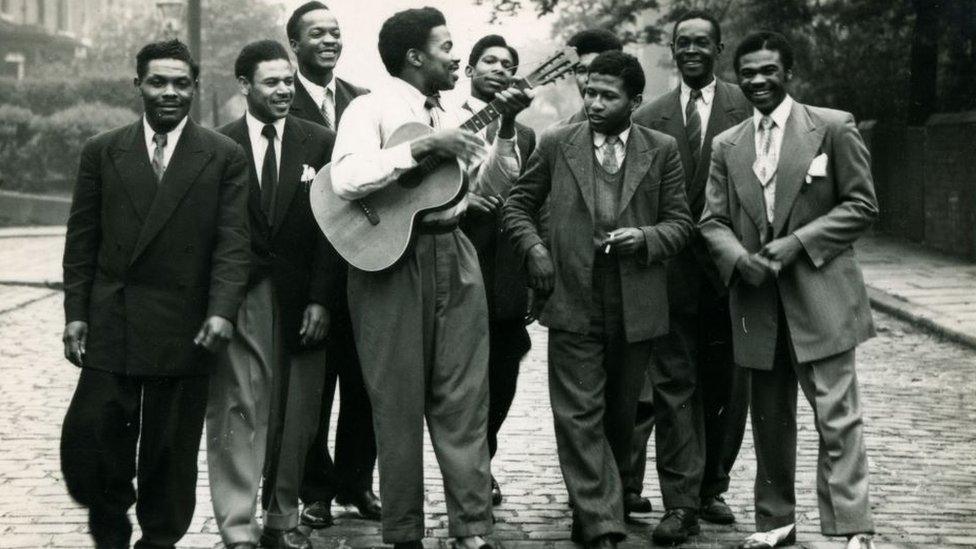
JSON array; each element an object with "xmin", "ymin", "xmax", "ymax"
[{"xmin": 867, "ymin": 286, "xmax": 976, "ymax": 350}]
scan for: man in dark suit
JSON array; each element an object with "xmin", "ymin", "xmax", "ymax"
[
  {"xmin": 505, "ymin": 51, "xmax": 692, "ymax": 549},
  {"xmin": 700, "ymin": 31, "xmax": 877, "ymax": 549},
  {"xmin": 283, "ymin": 1, "xmax": 381, "ymax": 527},
  {"xmin": 560, "ymin": 29, "xmax": 622, "ymax": 126},
  {"xmin": 60, "ymin": 39, "xmax": 250, "ymax": 549},
  {"xmin": 458, "ymin": 34, "xmax": 537, "ymax": 507},
  {"xmin": 630, "ymin": 10, "xmax": 753, "ymax": 539},
  {"xmin": 207, "ymin": 40, "xmax": 339, "ymax": 549}
]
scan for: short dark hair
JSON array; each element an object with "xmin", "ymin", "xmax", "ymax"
[
  {"xmin": 136, "ymin": 39, "xmax": 199, "ymax": 80},
  {"xmin": 468, "ymin": 34, "xmax": 519, "ymax": 71},
  {"xmin": 671, "ymin": 10, "xmax": 722, "ymax": 45},
  {"xmin": 287, "ymin": 1, "xmax": 329, "ymax": 43},
  {"xmin": 733, "ymin": 30, "xmax": 794, "ymax": 73},
  {"xmin": 235, "ymin": 40, "xmax": 291, "ymax": 81},
  {"xmin": 567, "ymin": 29, "xmax": 622, "ymax": 56},
  {"xmin": 378, "ymin": 7, "xmax": 447, "ymax": 76},
  {"xmin": 587, "ymin": 50, "xmax": 645, "ymax": 98}
]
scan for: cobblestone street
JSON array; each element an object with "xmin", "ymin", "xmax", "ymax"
[{"xmin": 0, "ymin": 291, "xmax": 974, "ymax": 548}]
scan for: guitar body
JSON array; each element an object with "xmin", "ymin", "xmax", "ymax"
[{"xmin": 310, "ymin": 122, "xmax": 464, "ymax": 272}]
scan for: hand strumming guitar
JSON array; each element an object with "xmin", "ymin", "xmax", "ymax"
[{"xmin": 411, "ymin": 128, "xmax": 486, "ymax": 167}]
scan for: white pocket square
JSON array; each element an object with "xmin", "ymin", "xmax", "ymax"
[
  {"xmin": 805, "ymin": 153, "xmax": 828, "ymax": 183},
  {"xmin": 300, "ymin": 164, "xmax": 317, "ymax": 183}
]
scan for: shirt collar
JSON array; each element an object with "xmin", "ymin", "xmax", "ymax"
[
  {"xmin": 390, "ymin": 77, "xmax": 438, "ymax": 113},
  {"xmin": 244, "ymin": 111, "xmax": 286, "ymax": 141},
  {"xmin": 592, "ymin": 124, "xmax": 631, "ymax": 149},
  {"xmin": 680, "ymin": 77, "xmax": 717, "ymax": 105},
  {"xmin": 143, "ymin": 114, "xmax": 188, "ymax": 147},
  {"xmin": 753, "ymin": 94, "xmax": 794, "ymax": 130},
  {"xmin": 297, "ymin": 69, "xmax": 336, "ymax": 105}
]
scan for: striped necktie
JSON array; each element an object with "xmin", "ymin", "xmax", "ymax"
[
  {"xmin": 151, "ymin": 133, "xmax": 167, "ymax": 184},
  {"xmin": 685, "ymin": 88, "xmax": 702, "ymax": 168}
]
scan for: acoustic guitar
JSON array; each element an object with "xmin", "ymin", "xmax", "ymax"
[{"xmin": 310, "ymin": 47, "xmax": 579, "ymax": 272}]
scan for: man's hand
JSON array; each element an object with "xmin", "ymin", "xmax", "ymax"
[
  {"xmin": 194, "ymin": 316, "xmax": 234, "ymax": 352},
  {"xmin": 63, "ymin": 321, "xmax": 88, "ymax": 367},
  {"xmin": 413, "ymin": 128, "xmax": 486, "ymax": 166},
  {"xmin": 466, "ymin": 192, "xmax": 501, "ymax": 215},
  {"xmin": 299, "ymin": 303, "xmax": 330, "ymax": 347},
  {"xmin": 526, "ymin": 243, "xmax": 555, "ymax": 294},
  {"xmin": 602, "ymin": 228, "xmax": 645, "ymax": 256},
  {"xmin": 736, "ymin": 253, "xmax": 774, "ymax": 287},
  {"xmin": 760, "ymin": 235, "xmax": 803, "ymax": 268}
]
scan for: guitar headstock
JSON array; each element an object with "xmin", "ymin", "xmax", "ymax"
[{"xmin": 523, "ymin": 47, "xmax": 580, "ymax": 89}]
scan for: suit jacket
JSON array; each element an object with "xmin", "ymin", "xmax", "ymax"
[
  {"xmin": 218, "ymin": 115, "xmax": 341, "ymax": 352},
  {"xmin": 289, "ymin": 76, "xmax": 369, "ymax": 129},
  {"xmin": 700, "ymin": 100, "xmax": 879, "ymax": 370},
  {"xmin": 63, "ymin": 118, "xmax": 251, "ymax": 377},
  {"xmin": 459, "ymin": 100, "xmax": 537, "ymax": 322},
  {"xmin": 504, "ymin": 122, "xmax": 693, "ymax": 342},
  {"xmin": 632, "ymin": 78, "xmax": 751, "ymax": 310}
]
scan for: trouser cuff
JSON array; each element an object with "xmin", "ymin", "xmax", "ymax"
[
  {"xmin": 263, "ymin": 510, "xmax": 300, "ymax": 531},
  {"xmin": 582, "ymin": 520, "xmax": 626, "ymax": 543},
  {"xmin": 448, "ymin": 519, "xmax": 493, "ymax": 539},
  {"xmin": 756, "ymin": 513, "xmax": 796, "ymax": 532}
]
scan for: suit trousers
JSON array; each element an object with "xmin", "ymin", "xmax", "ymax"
[
  {"xmin": 487, "ymin": 320, "xmax": 531, "ymax": 458},
  {"xmin": 300, "ymin": 310, "xmax": 377, "ymax": 504},
  {"xmin": 61, "ymin": 367, "xmax": 208, "ymax": 549},
  {"xmin": 750, "ymin": 300, "xmax": 874, "ymax": 535},
  {"xmin": 548, "ymin": 255, "xmax": 649, "ymax": 543},
  {"xmin": 206, "ymin": 278, "xmax": 278, "ymax": 546},
  {"xmin": 348, "ymin": 230, "xmax": 492, "ymax": 543}
]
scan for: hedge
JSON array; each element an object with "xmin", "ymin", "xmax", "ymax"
[{"xmin": 0, "ymin": 77, "xmax": 141, "ymax": 116}]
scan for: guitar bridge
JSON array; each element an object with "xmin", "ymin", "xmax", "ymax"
[{"xmin": 357, "ymin": 199, "xmax": 380, "ymax": 225}]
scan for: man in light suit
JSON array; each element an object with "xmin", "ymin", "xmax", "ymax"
[
  {"xmin": 505, "ymin": 51, "xmax": 692, "ymax": 548},
  {"xmin": 208, "ymin": 40, "xmax": 339, "ymax": 549},
  {"xmin": 60, "ymin": 39, "xmax": 250, "ymax": 549},
  {"xmin": 283, "ymin": 1, "xmax": 381, "ymax": 527},
  {"xmin": 630, "ymin": 10, "xmax": 752, "ymax": 539},
  {"xmin": 699, "ymin": 31, "xmax": 877, "ymax": 549}
]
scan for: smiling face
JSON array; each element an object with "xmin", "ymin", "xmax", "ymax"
[
  {"xmin": 671, "ymin": 17, "xmax": 721, "ymax": 87},
  {"xmin": 737, "ymin": 48, "xmax": 791, "ymax": 114},
  {"xmin": 419, "ymin": 25, "xmax": 460, "ymax": 92},
  {"xmin": 291, "ymin": 8, "xmax": 342, "ymax": 77},
  {"xmin": 584, "ymin": 72, "xmax": 639, "ymax": 135},
  {"xmin": 242, "ymin": 58, "xmax": 295, "ymax": 123},
  {"xmin": 466, "ymin": 45, "xmax": 515, "ymax": 102},
  {"xmin": 136, "ymin": 58, "xmax": 195, "ymax": 133}
]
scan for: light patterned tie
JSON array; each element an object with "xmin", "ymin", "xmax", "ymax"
[
  {"xmin": 753, "ymin": 116, "xmax": 777, "ymax": 224},
  {"xmin": 151, "ymin": 133, "xmax": 167, "ymax": 184},
  {"xmin": 685, "ymin": 88, "xmax": 702, "ymax": 169},
  {"xmin": 601, "ymin": 135, "xmax": 621, "ymax": 174},
  {"xmin": 320, "ymin": 88, "xmax": 333, "ymax": 130}
]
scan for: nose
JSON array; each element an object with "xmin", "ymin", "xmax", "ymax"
[
  {"xmin": 748, "ymin": 73, "xmax": 767, "ymax": 88},
  {"xmin": 161, "ymin": 82, "xmax": 178, "ymax": 97}
]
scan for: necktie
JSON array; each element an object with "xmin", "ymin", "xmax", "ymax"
[
  {"xmin": 601, "ymin": 135, "xmax": 621, "ymax": 174},
  {"xmin": 320, "ymin": 88, "xmax": 333, "ymax": 130},
  {"xmin": 151, "ymin": 133, "xmax": 167, "ymax": 183},
  {"xmin": 754, "ymin": 116, "xmax": 777, "ymax": 224},
  {"xmin": 424, "ymin": 94, "xmax": 442, "ymax": 128},
  {"xmin": 685, "ymin": 88, "xmax": 702, "ymax": 168},
  {"xmin": 261, "ymin": 124, "xmax": 278, "ymax": 221}
]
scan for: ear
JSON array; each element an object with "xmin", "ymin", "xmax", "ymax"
[
  {"xmin": 716, "ymin": 42, "xmax": 725, "ymax": 55},
  {"xmin": 785, "ymin": 69, "xmax": 793, "ymax": 82},
  {"xmin": 133, "ymin": 77, "xmax": 140, "ymax": 88},
  {"xmin": 238, "ymin": 76, "xmax": 251, "ymax": 97},
  {"xmin": 630, "ymin": 93, "xmax": 643, "ymax": 112},
  {"xmin": 406, "ymin": 48, "xmax": 424, "ymax": 69},
  {"xmin": 289, "ymin": 38, "xmax": 301, "ymax": 56},
  {"xmin": 669, "ymin": 42, "xmax": 676, "ymax": 58},
  {"xmin": 464, "ymin": 65, "xmax": 474, "ymax": 78}
]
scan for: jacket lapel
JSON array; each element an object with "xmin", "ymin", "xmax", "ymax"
[
  {"xmin": 658, "ymin": 89, "xmax": 694, "ymax": 181},
  {"xmin": 130, "ymin": 120, "xmax": 213, "ymax": 265},
  {"xmin": 617, "ymin": 128, "xmax": 655, "ymax": 216},
  {"xmin": 693, "ymin": 81, "xmax": 740, "ymax": 188},
  {"xmin": 290, "ymin": 77, "xmax": 328, "ymax": 127},
  {"xmin": 271, "ymin": 117, "xmax": 307, "ymax": 235},
  {"xmin": 772, "ymin": 102, "xmax": 825, "ymax": 235},
  {"xmin": 727, "ymin": 121, "xmax": 768, "ymax": 233},
  {"xmin": 226, "ymin": 117, "xmax": 268, "ymax": 232},
  {"xmin": 334, "ymin": 79, "xmax": 352, "ymax": 125},
  {"xmin": 109, "ymin": 120, "xmax": 158, "ymax": 222},
  {"xmin": 560, "ymin": 124, "xmax": 596, "ymax": 218}
]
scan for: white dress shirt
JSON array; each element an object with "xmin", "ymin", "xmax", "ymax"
[
  {"xmin": 592, "ymin": 125, "xmax": 631, "ymax": 168},
  {"xmin": 680, "ymin": 78, "xmax": 716, "ymax": 149},
  {"xmin": 331, "ymin": 77, "xmax": 517, "ymax": 222},
  {"xmin": 298, "ymin": 69, "xmax": 336, "ymax": 128},
  {"xmin": 752, "ymin": 94, "xmax": 795, "ymax": 224},
  {"xmin": 143, "ymin": 115, "xmax": 188, "ymax": 172},
  {"xmin": 244, "ymin": 112, "xmax": 286, "ymax": 187}
]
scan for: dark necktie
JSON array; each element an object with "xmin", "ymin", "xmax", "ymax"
[
  {"xmin": 151, "ymin": 133, "xmax": 167, "ymax": 184},
  {"xmin": 261, "ymin": 124, "xmax": 278, "ymax": 221},
  {"xmin": 685, "ymin": 88, "xmax": 702, "ymax": 169}
]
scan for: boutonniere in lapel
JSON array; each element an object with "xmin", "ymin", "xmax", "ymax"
[
  {"xmin": 804, "ymin": 153, "xmax": 828, "ymax": 189},
  {"xmin": 300, "ymin": 164, "xmax": 317, "ymax": 191}
]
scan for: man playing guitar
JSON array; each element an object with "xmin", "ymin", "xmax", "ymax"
[{"xmin": 328, "ymin": 7, "xmax": 531, "ymax": 549}]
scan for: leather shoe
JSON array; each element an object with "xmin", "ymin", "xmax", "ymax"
[
  {"xmin": 652, "ymin": 507, "xmax": 700, "ymax": 545},
  {"xmin": 700, "ymin": 494, "xmax": 735, "ymax": 524},
  {"xmin": 490, "ymin": 475, "xmax": 502, "ymax": 506},
  {"xmin": 299, "ymin": 500, "xmax": 333, "ymax": 529},
  {"xmin": 847, "ymin": 534, "xmax": 875, "ymax": 549},
  {"xmin": 623, "ymin": 491, "xmax": 652, "ymax": 514},
  {"xmin": 259, "ymin": 527, "xmax": 311, "ymax": 549},
  {"xmin": 336, "ymin": 489, "xmax": 382, "ymax": 520}
]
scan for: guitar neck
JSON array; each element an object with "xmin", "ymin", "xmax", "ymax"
[{"xmin": 459, "ymin": 78, "xmax": 531, "ymax": 134}]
